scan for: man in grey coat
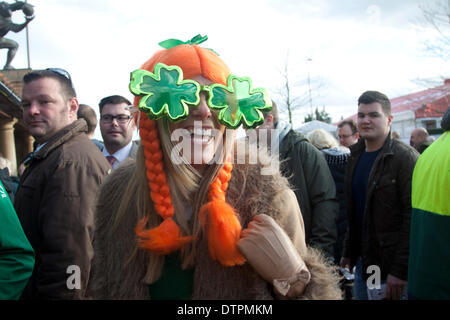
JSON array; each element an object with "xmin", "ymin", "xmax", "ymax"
[{"xmin": 251, "ymin": 102, "xmax": 338, "ymax": 259}]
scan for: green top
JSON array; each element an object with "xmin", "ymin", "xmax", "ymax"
[
  {"xmin": 411, "ymin": 131, "xmax": 450, "ymax": 216},
  {"xmin": 0, "ymin": 180, "xmax": 35, "ymax": 300},
  {"xmin": 408, "ymin": 132, "xmax": 450, "ymax": 299},
  {"xmin": 148, "ymin": 252, "xmax": 194, "ymax": 300}
]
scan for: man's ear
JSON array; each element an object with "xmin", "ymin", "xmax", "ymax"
[
  {"xmin": 387, "ymin": 114, "xmax": 394, "ymax": 127},
  {"xmin": 69, "ymin": 97, "xmax": 79, "ymax": 117},
  {"xmin": 355, "ymin": 132, "xmax": 359, "ymax": 140}
]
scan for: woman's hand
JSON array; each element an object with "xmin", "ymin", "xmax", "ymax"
[{"xmin": 237, "ymin": 214, "xmax": 311, "ymax": 298}]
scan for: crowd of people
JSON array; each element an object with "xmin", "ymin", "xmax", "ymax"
[{"xmin": 0, "ymin": 35, "xmax": 449, "ymax": 300}]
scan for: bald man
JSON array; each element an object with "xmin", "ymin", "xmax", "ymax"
[{"xmin": 410, "ymin": 128, "xmax": 430, "ymax": 153}]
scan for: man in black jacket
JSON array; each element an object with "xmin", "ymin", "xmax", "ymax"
[
  {"xmin": 340, "ymin": 91, "xmax": 418, "ymax": 300},
  {"xmin": 251, "ymin": 102, "xmax": 338, "ymax": 260}
]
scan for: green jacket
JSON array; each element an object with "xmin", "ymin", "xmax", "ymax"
[
  {"xmin": 0, "ymin": 180, "xmax": 34, "ymax": 300},
  {"xmin": 408, "ymin": 131, "xmax": 450, "ymax": 299},
  {"xmin": 280, "ymin": 129, "xmax": 338, "ymax": 258}
]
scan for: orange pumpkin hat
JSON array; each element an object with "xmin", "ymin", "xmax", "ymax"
[{"xmin": 134, "ymin": 43, "xmax": 246, "ymax": 266}]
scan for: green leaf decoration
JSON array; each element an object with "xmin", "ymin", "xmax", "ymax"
[
  {"xmin": 188, "ymin": 34, "xmax": 208, "ymax": 45},
  {"xmin": 129, "ymin": 63, "xmax": 201, "ymax": 122},
  {"xmin": 207, "ymin": 76, "xmax": 272, "ymax": 129},
  {"xmin": 158, "ymin": 39, "xmax": 186, "ymax": 49},
  {"xmin": 158, "ymin": 34, "xmax": 219, "ymax": 55}
]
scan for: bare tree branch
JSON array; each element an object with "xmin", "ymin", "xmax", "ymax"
[
  {"xmin": 274, "ymin": 52, "xmax": 327, "ymax": 127},
  {"xmin": 415, "ymin": 0, "xmax": 450, "ymax": 61}
]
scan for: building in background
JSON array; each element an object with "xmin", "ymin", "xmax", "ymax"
[{"xmin": 0, "ymin": 69, "xmax": 34, "ymax": 175}]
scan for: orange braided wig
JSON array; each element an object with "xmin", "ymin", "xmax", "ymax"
[{"xmin": 134, "ymin": 44, "xmax": 246, "ymax": 266}]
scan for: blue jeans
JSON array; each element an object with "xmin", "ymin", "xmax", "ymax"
[{"xmin": 353, "ymin": 257, "xmax": 368, "ymax": 300}]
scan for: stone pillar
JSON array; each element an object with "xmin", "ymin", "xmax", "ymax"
[
  {"xmin": 0, "ymin": 117, "xmax": 18, "ymax": 175},
  {"xmin": 14, "ymin": 123, "xmax": 34, "ymax": 164}
]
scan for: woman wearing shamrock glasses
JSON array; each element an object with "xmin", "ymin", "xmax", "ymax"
[{"xmin": 87, "ymin": 36, "xmax": 342, "ymax": 300}]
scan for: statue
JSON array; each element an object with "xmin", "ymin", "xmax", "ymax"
[{"xmin": 0, "ymin": 1, "xmax": 34, "ymax": 70}]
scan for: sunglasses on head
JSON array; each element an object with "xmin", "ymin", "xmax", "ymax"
[
  {"xmin": 46, "ymin": 68, "xmax": 72, "ymax": 82},
  {"xmin": 129, "ymin": 63, "xmax": 272, "ymax": 129}
]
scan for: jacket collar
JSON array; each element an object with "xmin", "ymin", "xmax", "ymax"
[
  {"xmin": 380, "ymin": 132, "xmax": 394, "ymax": 156},
  {"xmin": 350, "ymin": 131, "xmax": 394, "ymax": 157},
  {"xmin": 274, "ymin": 120, "xmax": 292, "ymax": 143},
  {"xmin": 279, "ymin": 129, "xmax": 308, "ymax": 156},
  {"xmin": 33, "ymin": 119, "xmax": 88, "ymax": 160}
]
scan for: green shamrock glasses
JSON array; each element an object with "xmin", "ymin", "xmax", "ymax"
[{"xmin": 129, "ymin": 63, "xmax": 272, "ymax": 129}]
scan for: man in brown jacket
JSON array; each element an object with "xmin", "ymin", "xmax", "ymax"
[{"xmin": 14, "ymin": 68, "xmax": 111, "ymax": 299}]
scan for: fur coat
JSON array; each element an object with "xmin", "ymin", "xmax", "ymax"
[{"xmin": 88, "ymin": 154, "xmax": 342, "ymax": 300}]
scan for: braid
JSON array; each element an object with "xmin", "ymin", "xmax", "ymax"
[
  {"xmin": 139, "ymin": 115, "xmax": 174, "ymax": 218},
  {"xmin": 207, "ymin": 162, "xmax": 232, "ymax": 201},
  {"xmin": 135, "ymin": 113, "xmax": 193, "ymax": 255},
  {"xmin": 199, "ymin": 162, "xmax": 246, "ymax": 266}
]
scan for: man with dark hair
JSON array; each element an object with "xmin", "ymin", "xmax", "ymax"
[
  {"xmin": 77, "ymin": 104, "xmax": 103, "ymax": 150},
  {"xmin": 340, "ymin": 90, "xmax": 418, "ymax": 300},
  {"xmin": 77, "ymin": 104, "xmax": 97, "ymax": 137},
  {"xmin": 14, "ymin": 68, "xmax": 110, "ymax": 299},
  {"xmin": 338, "ymin": 120, "xmax": 359, "ymax": 147},
  {"xmin": 99, "ymin": 95, "xmax": 138, "ymax": 169},
  {"xmin": 253, "ymin": 101, "xmax": 339, "ymax": 259}
]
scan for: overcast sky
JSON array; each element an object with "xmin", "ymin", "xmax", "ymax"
[{"xmin": 5, "ymin": 0, "xmax": 449, "ymax": 139}]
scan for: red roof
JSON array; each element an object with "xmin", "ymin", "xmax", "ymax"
[{"xmin": 342, "ymin": 80, "xmax": 450, "ymax": 122}]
